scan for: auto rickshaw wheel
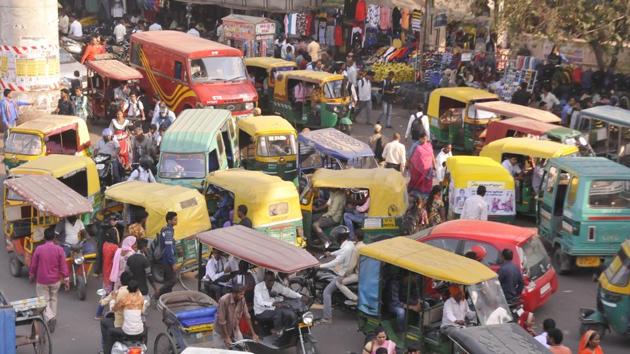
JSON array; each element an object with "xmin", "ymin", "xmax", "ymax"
[
  {"xmin": 296, "ymin": 336, "xmax": 318, "ymax": 354},
  {"xmin": 9, "ymin": 253, "xmax": 24, "ymax": 278},
  {"xmin": 553, "ymin": 248, "xmax": 573, "ymax": 275},
  {"xmin": 153, "ymin": 332, "xmax": 177, "ymax": 354},
  {"xmin": 579, "ymin": 323, "xmax": 607, "ymax": 339},
  {"xmin": 76, "ymin": 278, "xmax": 87, "ymax": 301}
]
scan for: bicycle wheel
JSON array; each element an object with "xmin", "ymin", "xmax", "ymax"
[
  {"xmin": 30, "ymin": 317, "xmax": 52, "ymax": 354},
  {"xmin": 153, "ymin": 332, "xmax": 177, "ymax": 354}
]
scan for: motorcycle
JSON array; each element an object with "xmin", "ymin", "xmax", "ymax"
[
  {"xmin": 109, "ymin": 296, "xmax": 150, "ymax": 354},
  {"xmin": 94, "ymin": 154, "xmax": 118, "ymax": 188},
  {"xmin": 63, "ymin": 239, "xmax": 96, "ymax": 301},
  {"xmin": 60, "ymin": 36, "xmax": 85, "ymax": 57},
  {"xmin": 289, "ymin": 268, "xmax": 358, "ymax": 310}
]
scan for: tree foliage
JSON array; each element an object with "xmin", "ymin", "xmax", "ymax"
[{"xmin": 502, "ymin": 0, "xmax": 630, "ymax": 71}]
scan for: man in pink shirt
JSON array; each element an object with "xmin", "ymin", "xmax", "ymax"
[{"xmin": 29, "ymin": 227, "xmax": 70, "ymax": 333}]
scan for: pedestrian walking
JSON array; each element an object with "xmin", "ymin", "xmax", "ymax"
[
  {"xmin": 28, "ymin": 227, "xmax": 69, "ymax": 333},
  {"xmin": 408, "ymin": 133, "xmax": 436, "ymax": 197},
  {"xmin": 380, "ymin": 71, "xmax": 395, "ymax": 128},
  {"xmin": 73, "ymin": 87, "xmax": 88, "ymax": 121},
  {"xmin": 126, "ymin": 238, "xmax": 158, "ymax": 299},
  {"xmin": 426, "ymin": 186, "xmax": 446, "ymax": 226},
  {"xmin": 497, "ymin": 249, "xmax": 524, "ymax": 304},
  {"xmin": 535, "ymin": 318, "xmax": 556, "ymax": 348},
  {"xmin": 578, "ymin": 330, "xmax": 603, "ymax": 354},
  {"xmin": 110, "ymin": 236, "xmax": 137, "ymax": 290},
  {"xmin": 216, "ymin": 283, "xmax": 258, "ymax": 348},
  {"xmin": 382, "ymin": 132, "xmax": 406, "ymax": 172},
  {"xmin": 368, "ymin": 123, "xmax": 386, "ymax": 164},
  {"xmin": 156, "ymin": 212, "xmax": 178, "ymax": 297},
  {"xmin": 55, "ymin": 88, "xmax": 75, "ymax": 115},
  {"xmin": 355, "ymin": 70, "xmax": 373, "ymax": 124},
  {"xmin": 1, "ymin": 89, "xmax": 32, "ymax": 142},
  {"xmin": 460, "ymin": 186, "xmax": 488, "ymax": 220},
  {"xmin": 405, "ymin": 103, "xmax": 429, "ymax": 142},
  {"xmin": 547, "ymin": 328, "xmax": 572, "ymax": 354}
]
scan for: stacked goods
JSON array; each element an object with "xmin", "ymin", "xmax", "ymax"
[{"xmin": 372, "ymin": 62, "xmax": 415, "ymax": 82}]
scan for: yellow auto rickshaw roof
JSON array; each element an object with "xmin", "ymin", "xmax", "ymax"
[
  {"xmin": 280, "ymin": 70, "xmax": 344, "ymax": 84},
  {"xmin": 446, "ymin": 156, "xmax": 515, "ymax": 189},
  {"xmin": 244, "ymin": 57, "xmax": 297, "ymax": 69},
  {"xmin": 599, "ymin": 240, "xmax": 630, "ymax": 295},
  {"xmin": 480, "ymin": 137, "xmax": 579, "ymax": 162},
  {"xmin": 105, "ymin": 181, "xmax": 210, "ymax": 240},
  {"xmin": 311, "ymin": 168, "xmax": 407, "ymax": 217},
  {"xmin": 360, "ymin": 237, "xmax": 497, "ymax": 284},
  {"xmin": 237, "ymin": 115, "xmax": 297, "ymax": 136},
  {"xmin": 11, "ymin": 115, "xmax": 90, "ymax": 143},
  {"xmin": 430, "ymin": 87, "xmax": 498, "ymax": 102},
  {"xmin": 205, "ymin": 169, "xmax": 302, "ymax": 227}
]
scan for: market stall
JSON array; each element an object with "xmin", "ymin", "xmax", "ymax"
[{"xmin": 222, "ymin": 14, "xmax": 276, "ymax": 57}]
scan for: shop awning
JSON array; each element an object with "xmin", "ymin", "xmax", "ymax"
[{"xmin": 176, "ymin": 0, "xmax": 321, "ymax": 12}]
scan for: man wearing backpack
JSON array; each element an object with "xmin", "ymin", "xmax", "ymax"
[
  {"xmin": 405, "ymin": 103, "xmax": 430, "ymax": 143},
  {"xmin": 155, "ymin": 211, "xmax": 178, "ymax": 297}
]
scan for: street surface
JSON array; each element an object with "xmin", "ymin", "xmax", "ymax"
[{"xmin": 2, "ymin": 106, "xmax": 629, "ymax": 354}]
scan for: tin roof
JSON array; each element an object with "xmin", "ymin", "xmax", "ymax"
[
  {"xmin": 132, "ymin": 30, "xmax": 242, "ymax": 58},
  {"xmin": 549, "ymin": 157, "xmax": 630, "ymax": 177},
  {"xmin": 580, "ymin": 105, "xmax": 630, "ymax": 127},
  {"xmin": 85, "ymin": 60, "xmax": 143, "ymax": 81}
]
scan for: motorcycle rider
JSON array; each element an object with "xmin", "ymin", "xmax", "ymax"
[
  {"xmin": 253, "ymin": 271, "xmax": 304, "ymax": 335},
  {"xmin": 54, "ymin": 214, "xmax": 88, "ymax": 256},
  {"xmin": 336, "ymin": 229, "xmax": 365, "ymax": 306},
  {"xmin": 151, "ymin": 102, "xmax": 176, "ymax": 130},
  {"xmin": 320, "ymin": 226, "xmax": 357, "ymax": 324},
  {"xmin": 94, "ymin": 128, "xmax": 122, "ymax": 184}
]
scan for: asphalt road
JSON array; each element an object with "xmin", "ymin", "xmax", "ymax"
[{"xmin": 2, "ymin": 106, "xmax": 629, "ymax": 354}]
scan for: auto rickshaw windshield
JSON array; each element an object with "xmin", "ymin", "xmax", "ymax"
[
  {"xmin": 258, "ymin": 134, "xmax": 297, "ymax": 157},
  {"xmin": 467, "ymin": 279, "xmax": 512, "ymax": 326},
  {"xmin": 5, "ymin": 133, "xmax": 42, "ymax": 155},
  {"xmin": 158, "ymin": 152, "xmax": 206, "ymax": 179},
  {"xmin": 323, "ymin": 79, "xmax": 345, "ymax": 99},
  {"xmin": 190, "ymin": 57, "xmax": 247, "ymax": 82}
]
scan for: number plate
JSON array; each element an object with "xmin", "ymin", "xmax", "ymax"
[
  {"xmin": 540, "ymin": 283, "xmax": 551, "ymax": 295},
  {"xmin": 576, "ymin": 256, "xmax": 601, "ymax": 268}
]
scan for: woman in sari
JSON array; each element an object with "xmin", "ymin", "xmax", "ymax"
[
  {"xmin": 110, "ymin": 236, "xmax": 137, "ymax": 290},
  {"xmin": 578, "ymin": 330, "xmax": 604, "ymax": 354},
  {"xmin": 408, "ymin": 132, "xmax": 436, "ymax": 197}
]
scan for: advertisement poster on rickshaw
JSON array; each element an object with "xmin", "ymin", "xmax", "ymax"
[{"xmin": 449, "ymin": 180, "xmax": 515, "ymax": 215}]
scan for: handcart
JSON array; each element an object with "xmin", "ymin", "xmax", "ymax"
[{"xmin": 0, "ymin": 291, "xmax": 52, "ymax": 354}]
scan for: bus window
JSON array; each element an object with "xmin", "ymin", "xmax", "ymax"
[{"xmin": 174, "ymin": 61, "xmax": 183, "ymax": 81}]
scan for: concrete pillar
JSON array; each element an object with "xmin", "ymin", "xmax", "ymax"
[{"xmin": 0, "ymin": 0, "xmax": 60, "ymax": 117}]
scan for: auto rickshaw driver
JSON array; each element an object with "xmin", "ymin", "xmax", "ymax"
[{"xmin": 312, "ymin": 188, "xmax": 346, "ymax": 247}]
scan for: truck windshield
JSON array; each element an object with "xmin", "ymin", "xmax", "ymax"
[
  {"xmin": 159, "ymin": 153, "xmax": 205, "ymax": 179},
  {"xmin": 5, "ymin": 133, "xmax": 42, "ymax": 155},
  {"xmin": 190, "ymin": 57, "xmax": 247, "ymax": 83},
  {"xmin": 588, "ymin": 180, "xmax": 630, "ymax": 208},
  {"xmin": 257, "ymin": 135, "xmax": 297, "ymax": 157},
  {"xmin": 519, "ymin": 235, "xmax": 552, "ymax": 281}
]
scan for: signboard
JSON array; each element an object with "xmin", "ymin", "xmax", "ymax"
[
  {"xmin": 223, "ymin": 22, "xmax": 255, "ymax": 41},
  {"xmin": 449, "ymin": 180, "xmax": 515, "ymax": 216},
  {"xmin": 256, "ymin": 22, "xmax": 276, "ymax": 36}
]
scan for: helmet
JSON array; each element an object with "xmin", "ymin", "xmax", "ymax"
[
  {"xmin": 471, "ymin": 245, "xmax": 487, "ymax": 261},
  {"xmin": 102, "ymin": 128, "xmax": 113, "ymax": 136},
  {"xmin": 330, "ymin": 225, "xmax": 350, "ymax": 239}
]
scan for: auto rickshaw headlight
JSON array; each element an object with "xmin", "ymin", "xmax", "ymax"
[
  {"xmin": 302, "ymin": 311, "xmax": 314, "ymax": 325},
  {"xmin": 245, "ymin": 102, "xmax": 255, "ymax": 111},
  {"xmin": 74, "ymin": 255, "xmax": 85, "ymax": 265}
]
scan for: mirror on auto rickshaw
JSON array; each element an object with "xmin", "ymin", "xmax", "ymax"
[
  {"xmin": 357, "ymin": 237, "xmax": 512, "ymax": 353},
  {"xmin": 4, "ymin": 175, "xmax": 95, "ymax": 301},
  {"xmin": 3, "ymin": 115, "xmax": 92, "ymax": 170}
]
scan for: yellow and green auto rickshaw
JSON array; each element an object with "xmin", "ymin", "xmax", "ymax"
[
  {"xmin": 427, "ymin": 87, "xmax": 498, "ymax": 153},
  {"xmin": 204, "ymin": 169, "xmax": 304, "ymax": 246},
  {"xmin": 446, "ymin": 156, "xmax": 516, "ymax": 223},
  {"xmin": 300, "ymin": 168, "xmax": 407, "ymax": 247},
  {"xmin": 237, "ymin": 115, "xmax": 298, "ymax": 182},
  {"xmin": 3, "ymin": 115, "xmax": 91, "ymax": 170},
  {"xmin": 574, "ymin": 105, "xmax": 630, "ymax": 167},
  {"xmin": 103, "ymin": 181, "xmax": 211, "ymax": 280},
  {"xmin": 479, "ymin": 137, "xmax": 579, "ymax": 216},
  {"xmin": 157, "ymin": 109, "xmax": 239, "ymax": 190},
  {"xmin": 245, "ymin": 57, "xmax": 296, "ymax": 112},
  {"xmin": 9, "ymin": 154, "xmax": 101, "ymax": 223},
  {"xmin": 580, "ymin": 239, "xmax": 630, "ymax": 338},
  {"xmin": 357, "ymin": 237, "xmax": 518, "ymax": 353},
  {"xmin": 272, "ymin": 70, "xmax": 352, "ymax": 133}
]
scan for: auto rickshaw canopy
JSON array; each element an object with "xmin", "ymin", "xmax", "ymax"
[
  {"xmin": 446, "ymin": 156, "xmax": 515, "ymax": 189},
  {"xmin": 105, "ymin": 181, "xmax": 210, "ymax": 240},
  {"xmin": 359, "ymin": 237, "xmax": 497, "ymax": 284},
  {"xmin": 244, "ymin": 57, "xmax": 297, "ymax": 70},
  {"xmin": 237, "ymin": 115, "xmax": 297, "ymax": 137},
  {"xmin": 9, "ymin": 155, "xmax": 100, "ymax": 197},
  {"xmin": 160, "ymin": 109, "xmax": 232, "ymax": 153},
  {"xmin": 474, "ymin": 101, "xmax": 561, "ymax": 124},
  {"xmin": 205, "ymin": 169, "xmax": 302, "ymax": 227},
  {"xmin": 4, "ymin": 175, "xmax": 93, "ymax": 218},
  {"xmin": 446, "ymin": 323, "xmax": 550, "ymax": 354},
  {"xmin": 298, "ymin": 128, "xmax": 374, "ymax": 161},
  {"xmin": 579, "ymin": 105, "xmax": 630, "ymax": 127},
  {"xmin": 311, "ymin": 168, "xmax": 407, "ymax": 217},
  {"xmin": 10, "ymin": 115, "xmax": 91, "ymax": 145},
  {"xmin": 197, "ymin": 225, "xmax": 318, "ymax": 274},
  {"xmin": 278, "ymin": 70, "xmax": 344, "ymax": 84},
  {"xmin": 484, "ymin": 117, "xmax": 577, "ymax": 143},
  {"xmin": 480, "ymin": 137, "xmax": 579, "ymax": 162},
  {"xmin": 427, "ymin": 87, "xmax": 497, "ymax": 118},
  {"xmin": 599, "ymin": 240, "xmax": 630, "ymax": 296},
  {"xmin": 85, "ymin": 59, "xmax": 143, "ymax": 81}
]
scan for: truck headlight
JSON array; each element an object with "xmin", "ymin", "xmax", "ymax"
[{"xmin": 245, "ymin": 102, "xmax": 255, "ymax": 110}]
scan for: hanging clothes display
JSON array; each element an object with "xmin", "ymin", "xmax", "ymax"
[
  {"xmin": 411, "ymin": 9, "xmax": 422, "ymax": 32},
  {"xmin": 296, "ymin": 13, "xmax": 307, "ymax": 36},
  {"xmin": 392, "ymin": 7, "xmax": 402, "ymax": 34},
  {"xmin": 351, "ymin": 26, "xmax": 363, "ymax": 47},
  {"xmin": 318, "ymin": 20, "xmax": 327, "ymax": 44},
  {"xmin": 366, "ymin": 4, "xmax": 380, "ymax": 28},
  {"xmin": 401, "ymin": 8, "xmax": 410, "ymax": 31},
  {"xmin": 354, "ymin": 0, "xmax": 367, "ymax": 22},
  {"xmin": 327, "ymin": 24, "xmax": 337, "ymax": 46},
  {"xmin": 334, "ymin": 25, "xmax": 344, "ymax": 47},
  {"xmin": 345, "ymin": 0, "xmax": 357, "ymax": 20},
  {"xmin": 379, "ymin": 6, "xmax": 391, "ymax": 30}
]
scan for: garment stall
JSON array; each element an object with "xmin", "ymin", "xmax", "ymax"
[{"xmin": 222, "ymin": 14, "xmax": 276, "ymax": 57}]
